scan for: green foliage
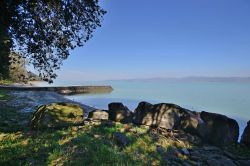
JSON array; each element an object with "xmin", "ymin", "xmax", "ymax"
[
  {"xmin": 0, "ymin": 0, "xmax": 106, "ymax": 83},
  {"xmin": 8, "ymin": 53, "xmax": 30, "ymax": 83}
]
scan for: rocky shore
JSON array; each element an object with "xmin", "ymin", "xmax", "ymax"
[
  {"xmin": 6, "ymin": 90, "xmax": 95, "ymax": 113},
  {"xmin": 86, "ymin": 102, "xmax": 249, "ymax": 147},
  {"xmin": 30, "ymin": 100, "xmax": 250, "ymax": 165},
  {"xmin": 1, "ymin": 90, "xmax": 250, "ymax": 165}
]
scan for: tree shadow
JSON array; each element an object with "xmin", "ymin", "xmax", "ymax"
[{"xmin": 0, "ymin": 118, "xmax": 201, "ymax": 165}]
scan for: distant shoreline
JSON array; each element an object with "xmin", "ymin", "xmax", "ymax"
[
  {"xmin": 0, "ymin": 84, "xmax": 113, "ymax": 95},
  {"xmin": 107, "ymin": 76, "xmax": 250, "ymax": 82}
]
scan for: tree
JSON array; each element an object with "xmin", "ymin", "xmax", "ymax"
[{"xmin": 0, "ymin": 0, "xmax": 106, "ymax": 83}]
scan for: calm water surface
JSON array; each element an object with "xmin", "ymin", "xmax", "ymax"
[{"xmin": 37, "ymin": 80, "xmax": 250, "ymax": 135}]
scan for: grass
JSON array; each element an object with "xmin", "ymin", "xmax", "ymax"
[
  {"xmin": 0, "ymin": 123, "xmax": 166, "ymax": 165},
  {"xmin": 0, "ymin": 90, "xmax": 11, "ymax": 100},
  {"xmin": 0, "ymin": 79, "xmax": 13, "ymax": 85}
]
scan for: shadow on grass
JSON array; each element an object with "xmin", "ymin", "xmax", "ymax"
[{"xmin": 0, "ymin": 118, "xmax": 196, "ymax": 165}]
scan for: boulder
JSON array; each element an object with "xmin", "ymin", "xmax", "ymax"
[
  {"xmin": 179, "ymin": 111, "xmax": 206, "ymax": 137},
  {"xmin": 134, "ymin": 102, "xmax": 186, "ymax": 129},
  {"xmin": 30, "ymin": 102, "xmax": 84, "ymax": 129},
  {"xmin": 108, "ymin": 102, "xmax": 133, "ymax": 123},
  {"xmin": 200, "ymin": 111, "xmax": 239, "ymax": 146},
  {"xmin": 133, "ymin": 102, "xmax": 205, "ymax": 135},
  {"xmin": 88, "ymin": 109, "xmax": 109, "ymax": 120},
  {"xmin": 240, "ymin": 121, "xmax": 250, "ymax": 148},
  {"xmin": 237, "ymin": 160, "xmax": 250, "ymax": 166}
]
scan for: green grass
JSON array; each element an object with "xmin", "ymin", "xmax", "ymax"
[
  {"xmin": 0, "ymin": 90, "xmax": 10, "ymax": 100},
  {"xmin": 0, "ymin": 79, "xmax": 13, "ymax": 85},
  {"xmin": 0, "ymin": 123, "xmax": 164, "ymax": 165}
]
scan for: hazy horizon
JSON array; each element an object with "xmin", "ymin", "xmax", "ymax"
[{"xmin": 44, "ymin": 75, "xmax": 250, "ymax": 84}]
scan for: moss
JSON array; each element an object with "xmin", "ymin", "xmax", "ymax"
[{"xmin": 30, "ymin": 103, "xmax": 84, "ymax": 129}]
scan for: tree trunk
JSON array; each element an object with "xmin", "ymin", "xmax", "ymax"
[{"xmin": 0, "ymin": 2, "xmax": 11, "ymax": 79}]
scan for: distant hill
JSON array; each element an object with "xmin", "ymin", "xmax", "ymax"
[{"xmin": 109, "ymin": 77, "xmax": 250, "ymax": 83}]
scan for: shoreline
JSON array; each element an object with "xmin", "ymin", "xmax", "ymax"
[
  {"xmin": 2, "ymin": 84, "xmax": 248, "ymax": 138},
  {"xmin": 1, "ymin": 89, "xmax": 250, "ymax": 165},
  {"xmin": 0, "ymin": 83, "xmax": 113, "ymax": 95},
  {"xmin": 5, "ymin": 90, "xmax": 95, "ymax": 116}
]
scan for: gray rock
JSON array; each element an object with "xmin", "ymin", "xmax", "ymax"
[
  {"xmin": 30, "ymin": 102, "xmax": 84, "ymax": 129},
  {"xmin": 182, "ymin": 162, "xmax": 192, "ymax": 166},
  {"xmin": 237, "ymin": 160, "xmax": 250, "ymax": 166},
  {"xmin": 134, "ymin": 102, "xmax": 186, "ymax": 129},
  {"xmin": 206, "ymin": 157, "xmax": 236, "ymax": 166},
  {"xmin": 200, "ymin": 111, "xmax": 239, "ymax": 146},
  {"xmin": 133, "ymin": 102, "xmax": 205, "ymax": 137},
  {"xmin": 113, "ymin": 132, "xmax": 130, "ymax": 147},
  {"xmin": 88, "ymin": 109, "xmax": 109, "ymax": 120},
  {"xmin": 180, "ymin": 111, "xmax": 207, "ymax": 137},
  {"xmin": 156, "ymin": 145, "xmax": 165, "ymax": 154},
  {"xmin": 240, "ymin": 121, "xmax": 250, "ymax": 148},
  {"xmin": 181, "ymin": 148, "xmax": 190, "ymax": 155},
  {"xmin": 203, "ymin": 145, "xmax": 221, "ymax": 151},
  {"xmin": 108, "ymin": 103, "xmax": 133, "ymax": 123},
  {"xmin": 223, "ymin": 151, "xmax": 237, "ymax": 160}
]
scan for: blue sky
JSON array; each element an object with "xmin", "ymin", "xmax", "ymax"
[{"xmin": 57, "ymin": 0, "xmax": 250, "ymax": 81}]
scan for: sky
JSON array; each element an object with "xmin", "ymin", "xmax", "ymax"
[{"xmin": 56, "ymin": 0, "xmax": 250, "ymax": 81}]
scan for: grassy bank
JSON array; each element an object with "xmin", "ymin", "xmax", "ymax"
[
  {"xmin": 0, "ymin": 123, "xmax": 163, "ymax": 165},
  {"xmin": 0, "ymin": 91, "xmax": 184, "ymax": 165},
  {"xmin": 0, "ymin": 79, "xmax": 13, "ymax": 86}
]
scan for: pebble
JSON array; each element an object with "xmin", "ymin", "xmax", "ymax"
[{"xmin": 181, "ymin": 148, "xmax": 190, "ymax": 155}]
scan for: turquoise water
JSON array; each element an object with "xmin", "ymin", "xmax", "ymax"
[{"xmin": 37, "ymin": 80, "xmax": 250, "ymax": 135}]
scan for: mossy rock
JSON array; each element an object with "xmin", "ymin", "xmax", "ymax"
[{"xmin": 30, "ymin": 102, "xmax": 84, "ymax": 129}]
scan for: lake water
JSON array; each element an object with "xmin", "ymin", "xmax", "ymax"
[{"xmin": 36, "ymin": 80, "xmax": 250, "ymax": 136}]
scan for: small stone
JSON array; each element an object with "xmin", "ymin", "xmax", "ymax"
[
  {"xmin": 94, "ymin": 134, "xmax": 100, "ymax": 139},
  {"xmin": 119, "ymin": 128, "xmax": 125, "ymax": 133},
  {"xmin": 88, "ymin": 109, "xmax": 109, "ymax": 120},
  {"xmin": 181, "ymin": 148, "xmax": 190, "ymax": 155},
  {"xmin": 156, "ymin": 145, "xmax": 165, "ymax": 154}
]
